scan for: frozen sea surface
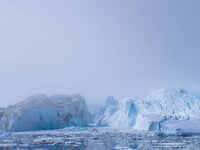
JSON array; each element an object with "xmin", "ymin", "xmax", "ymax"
[{"xmin": 0, "ymin": 127, "xmax": 200, "ymax": 150}]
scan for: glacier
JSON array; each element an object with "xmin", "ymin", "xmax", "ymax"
[
  {"xmin": 0, "ymin": 88, "xmax": 200, "ymax": 134},
  {"xmin": 0, "ymin": 94, "xmax": 91, "ymax": 132},
  {"xmin": 97, "ymin": 88, "xmax": 200, "ymax": 133}
]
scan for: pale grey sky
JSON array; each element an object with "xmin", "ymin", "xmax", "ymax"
[{"xmin": 0, "ymin": 0, "xmax": 200, "ymax": 106}]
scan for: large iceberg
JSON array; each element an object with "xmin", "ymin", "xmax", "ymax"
[
  {"xmin": 97, "ymin": 88, "xmax": 200, "ymax": 132},
  {"xmin": 0, "ymin": 94, "xmax": 91, "ymax": 132}
]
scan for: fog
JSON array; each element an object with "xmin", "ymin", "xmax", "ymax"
[{"xmin": 0, "ymin": 0, "xmax": 200, "ymax": 106}]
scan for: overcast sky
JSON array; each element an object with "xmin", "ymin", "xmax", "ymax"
[{"xmin": 0, "ymin": 0, "xmax": 200, "ymax": 106}]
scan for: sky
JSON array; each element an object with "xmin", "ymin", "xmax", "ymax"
[{"xmin": 0, "ymin": 0, "xmax": 200, "ymax": 107}]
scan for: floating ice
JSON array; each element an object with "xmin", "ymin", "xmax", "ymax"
[
  {"xmin": 0, "ymin": 94, "xmax": 91, "ymax": 131},
  {"xmin": 97, "ymin": 88, "xmax": 200, "ymax": 132}
]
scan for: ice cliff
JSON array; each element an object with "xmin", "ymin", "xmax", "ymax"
[
  {"xmin": 0, "ymin": 94, "xmax": 91, "ymax": 132},
  {"xmin": 97, "ymin": 88, "xmax": 200, "ymax": 132},
  {"xmin": 1, "ymin": 88, "xmax": 200, "ymax": 134}
]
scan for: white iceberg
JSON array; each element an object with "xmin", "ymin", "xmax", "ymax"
[
  {"xmin": 0, "ymin": 94, "xmax": 91, "ymax": 132},
  {"xmin": 97, "ymin": 88, "xmax": 200, "ymax": 132}
]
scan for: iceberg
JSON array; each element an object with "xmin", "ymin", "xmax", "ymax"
[
  {"xmin": 97, "ymin": 97, "xmax": 138, "ymax": 128},
  {"xmin": 0, "ymin": 94, "xmax": 91, "ymax": 132},
  {"xmin": 97, "ymin": 88, "xmax": 200, "ymax": 132}
]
